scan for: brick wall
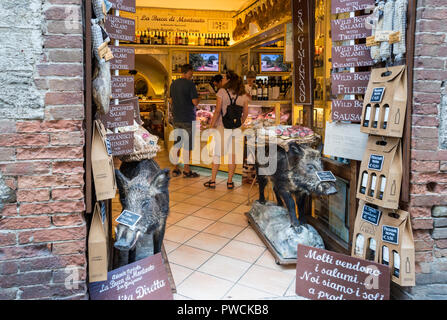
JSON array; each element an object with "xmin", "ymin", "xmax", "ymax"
[
  {"xmin": 393, "ymin": 0, "xmax": 447, "ymax": 299},
  {"xmin": 0, "ymin": 0, "xmax": 87, "ymax": 300}
]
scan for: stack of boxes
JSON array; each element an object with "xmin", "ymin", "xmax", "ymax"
[{"xmin": 352, "ymin": 65, "xmax": 415, "ymax": 286}]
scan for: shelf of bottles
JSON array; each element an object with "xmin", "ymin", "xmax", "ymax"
[
  {"xmin": 132, "ymin": 30, "xmax": 232, "ymax": 47},
  {"xmin": 249, "ymin": 77, "xmax": 292, "ymax": 102}
]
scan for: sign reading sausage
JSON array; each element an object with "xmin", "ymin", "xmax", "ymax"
[
  {"xmin": 295, "ymin": 244, "xmax": 390, "ymax": 300},
  {"xmin": 331, "ymin": 99, "xmax": 363, "ymax": 122},
  {"xmin": 105, "ymin": 15, "xmax": 135, "ymax": 42},
  {"xmin": 109, "ymin": 46, "xmax": 135, "ymax": 70},
  {"xmin": 332, "ymin": 44, "xmax": 374, "ymax": 68},
  {"xmin": 331, "ymin": 71, "xmax": 371, "ymax": 95},
  {"xmin": 331, "ymin": 0, "xmax": 375, "ymax": 14},
  {"xmin": 111, "ymin": 76, "xmax": 134, "ymax": 99},
  {"xmin": 331, "ymin": 16, "xmax": 372, "ymax": 41}
]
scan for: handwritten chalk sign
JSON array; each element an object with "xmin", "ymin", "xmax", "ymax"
[
  {"xmin": 111, "ymin": 76, "xmax": 134, "ymax": 100},
  {"xmin": 382, "ymin": 226, "xmax": 399, "ymax": 245},
  {"xmin": 332, "ymin": 99, "xmax": 363, "ymax": 122},
  {"xmin": 106, "ymin": 132, "xmax": 134, "ymax": 156},
  {"xmin": 331, "ymin": 71, "xmax": 370, "ymax": 95},
  {"xmin": 109, "ymin": 46, "xmax": 135, "ymax": 70},
  {"xmin": 331, "ymin": 0, "xmax": 375, "ymax": 14},
  {"xmin": 332, "ymin": 44, "xmax": 374, "ymax": 68},
  {"xmin": 331, "ymin": 16, "xmax": 372, "ymax": 41},
  {"xmin": 105, "ymin": 15, "xmax": 135, "ymax": 42},
  {"xmin": 116, "ymin": 210, "xmax": 142, "ymax": 228},
  {"xmin": 368, "ymin": 154, "xmax": 384, "ymax": 171},
  {"xmin": 88, "ymin": 253, "xmax": 173, "ymax": 300},
  {"xmin": 296, "ymin": 245, "xmax": 390, "ymax": 300},
  {"xmin": 109, "ymin": 0, "xmax": 136, "ymax": 13},
  {"xmin": 361, "ymin": 204, "xmax": 382, "ymax": 226},
  {"xmin": 316, "ymin": 171, "xmax": 337, "ymax": 182},
  {"xmin": 99, "ymin": 103, "xmax": 134, "ymax": 129}
]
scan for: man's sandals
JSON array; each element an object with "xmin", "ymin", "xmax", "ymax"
[
  {"xmin": 203, "ymin": 180, "xmax": 216, "ymax": 189},
  {"xmin": 172, "ymin": 168, "xmax": 181, "ymax": 177},
  {"xmin": 183, "ymin": 170, "xmax": 200, "ymax": 178}
]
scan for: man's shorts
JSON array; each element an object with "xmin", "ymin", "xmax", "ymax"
[{"xmin": 173, "ymin": 122, "xmax": 194, "ymax": 151}]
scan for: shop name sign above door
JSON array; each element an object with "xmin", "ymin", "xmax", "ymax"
[
  {"xmin": 332, "ymin": 99, "xmax": 363, "ymax": 122},
  {"xmin": 292, "ymin": 0, "xmax": 313, "ymax": 106},
  {"xmin": 332, "ymin": 44, "xmax": 374, "ymax": 68},
  {"xmin": 295, "ymin": 244, "xmax": 390, "ymax": 300},
  {"xmin": 331, "ymin": 0, "xmax": 375, "ymax": 14},
  {"xmin": 111, "ymin": 76, "xmax": 134, "ymax": 99},
  {"xmin": 109, "ymin": 46, "xmax": 135, "ymax": 70},
  {"xmin": 331, "ymin": 71, "xmax": 371, "ymax": 95},
  {"xmin": 331, "ymin": 16, "xmax": 372, "ymax": 41},
  {"xmin": 109, "ymin": 0, "xmax": 136, "ymax": 13},
  {"xmin": 88, "ymin": 253, "xmax": 173, "ymax": 300},
  {"xmin": 105, "ymin": 15, "xmax": 135, "ymax": 42}
]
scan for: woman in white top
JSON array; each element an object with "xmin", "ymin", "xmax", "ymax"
[{"xmin": 204, "ymin": 71, "xmax": 249, "ymax": 189}]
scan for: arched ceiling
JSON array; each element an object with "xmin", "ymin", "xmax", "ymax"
[{"xmin": 135, "ymin": 0, "xmax": 254, "ymax": 11}]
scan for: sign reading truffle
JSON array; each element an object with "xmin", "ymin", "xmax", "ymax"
[{"xmin": 331, "ymin": 16, "xmax": 372, "ymax": 41}]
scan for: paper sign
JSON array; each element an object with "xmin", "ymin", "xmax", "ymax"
[
  {"xmin": 331, "ymin": 16, "xmax": 372, "ymax": 41},
  {"xmin": 111, "ymin": 76, "xmax": 134, "ymax": 100},
  {"xmin": 105, "ymin": 15, "xmax": 135, "ymax": 42},
  {"xmin": 88, "ymin": 253, "xmax": 174, "ymax": 300},
  {"xmin": 332, "ymin": 44, "xmax": 374, "ymax": 68},
  {"xmin": 388, "ymin": 31, "xmax": 401, "ymax": 44},
  {"xmin": 316, "ymin": 171, "xmax": 337, "ymax": 182},
  {"xmin": 106, "ymin": 132, "xmax": 134, "ymax": 155},
  {"xmin": 331, "ymin": 99, "xmax": 363, "ymax": 122},
  {"xmin": 368, "ymin": 154, "xmax": 384, "ymax": 171},
  {"xmin": 370, "ymin": 87, "xmax": 385, "ymax": 103},
  {"xmin": 361, "ymin": 204, "xmax": 382, "ymax": 226},
  {"xmin": 366, "ymin": 36, "xmax": 380, "ymax": 47},
  {"xmin": 295, "ymin": 245, "xmax": 390, "ymax": 300},
  {"xmin": 374, "ymin": 30, "xmax": 394, "ymax": 42},
  {"xmin": 116, "ymin": 210, "xmax": 142, "ymax": 228},
  {"xmin": 323, "ymin": 122, "xmax": 369, "ymax": 161},
  {"xmin": 382, "ymin": 225, "xmax": 399, "ymax": 245}
]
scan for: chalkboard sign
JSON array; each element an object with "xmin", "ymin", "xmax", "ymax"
[
  {"xmin": 382, "ymin": 225, "xmax": 399, "ymax": 245},
  {"xmin": 370, "ymin": 87, "xmax": 385, "ymax": 103},
  {"xmin": 361, "ymin": 204, "xmax": 382, "ymax": 226},
  {"xmin": 316, "ymin": 171, "xmax": 337, "ymax": 182},
  {"xmin": 89, "ymin": 253, "xmax": 173, "ymax": 300},
  {"xmin": 116, "ymin": 210, "xmax": 142, "ymax": 228},
  {"xmin": 368, "ymin": 154, "xmax": 384, "ymax": 171},
  {"xmin": 295, "ymin": 245, "xmax": 390, "ymax": 300}
]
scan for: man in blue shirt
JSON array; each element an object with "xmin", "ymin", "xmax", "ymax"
[{"xmin": 169, "ymin": 64, "xmax": 200, "ymax": 178}]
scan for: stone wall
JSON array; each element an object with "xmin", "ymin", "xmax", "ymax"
[
  {"xmin": 393, "ymin": 0, "xmax": 447, "ymax": 299},
  {"xmin": 0, "ymin": 0, "xmax": 87, "ymax": 299}
]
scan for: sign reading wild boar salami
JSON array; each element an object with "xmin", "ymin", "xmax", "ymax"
[
  {"xmin": 109, "ymin": 46, "xmax": 135, "ymax": 70},
  {"xmin": 106, "ymin": 131, "xmax": 134, "ymax": 156},
  {"xmin": 331, "ymin": 0, "xmax": 375, "ymax": 14},
  {"xmin": 295, "ymin": 244, "xmax": 390, "ymax": 300},
  {"xmin": 105, "ymin": 15, "xmax": 135, "ymax": 42},
  {"xmin": 332, "ymin": 44, "xmax": 374, "ymax": 68},
  {"xmin": 331, "ymin": 16, "xmax": 372, "ymax": 41},
  {"xmin": 331, "ymin": 71, "xmax": 370, "ymax": 95},
  {"xmin": 332, "ymin": 100, "xmax": 363, "ymax": 122},
  {"xmin": 88, "ymin": 253, "xmax": 173, "ymax": 300},
  {"xmin": 111, "ymin": 76, "xmax": 134, "ymax": 99},
  {"xmin": 292, "ymin": 0, "xmax": 313, "ymax": 105},
  {"xmin": 109, "ymin": 0, "xmax": 136, "ymax": 13},
  {"xmin": 99, "ymin": 103, "xmax": 134, "ymax": 129}
]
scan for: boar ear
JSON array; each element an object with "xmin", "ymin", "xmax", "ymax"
[
  {"xmin": 115, "ymin": 169, "xmax": 130, "ymax": 192},
  {"xmin": 149, "ymin": 169, "xmax": 170, "ymax": 195},
  {"xmin": 287, "ymin": 143, "xmax": 303, "ymax": 170}
]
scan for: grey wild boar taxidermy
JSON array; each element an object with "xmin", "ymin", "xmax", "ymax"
[
  {"xmin": 114, "ymin": 160, "xmax": 170, "ymax": 267},
  {"xmin": 257, "ymin": 143, "xmax": 337, "ymax": 227}
]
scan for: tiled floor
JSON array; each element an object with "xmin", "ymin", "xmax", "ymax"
[{"xmin": 112, "ymin": 145, "xmax": 304, "ymax": 300}]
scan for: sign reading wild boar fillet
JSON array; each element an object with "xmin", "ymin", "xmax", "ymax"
[
  {"xmin": 292, "ymin": 0, "xmax": 313, "ymax": 105},
  {"xmin": 331, "ymin": 72, "xmax": 371, "ymax": 95}
]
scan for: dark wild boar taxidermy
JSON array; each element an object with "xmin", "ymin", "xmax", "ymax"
[
  {"xmin": 114, "ymin": 160, "xmax": 170, "ymax": 267},
  {"xmin": 257, "ymin": 143, "xmax": 337, "ymax": 227}
]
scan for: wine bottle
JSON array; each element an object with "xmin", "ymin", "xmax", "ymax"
[
  {"xmin": 360, "ymin": 171, "xmax": 368, "ymax": 194},
  {"xmin": 263, "ymin": 80, "xmax": 268, "ymax": 101},
  {"xmin": 393, "ymin": 251, "xmax": 400, "ymax": 278},
  {"xmin": 136, "ymin": 31, "xmax": 141, "ymax": 44},
  {"xmin": 355, "ymin": 234, "xmax": 365, "ymax": 257},
  {"xmin": 383, "ymin": 105, "xmax": 390, "ymax": 129},
  {"xmin": 257, "ymin": 81, "xmax": 263, "ymax": 101},
  {"xmin": 185, "ymin": 32, "xmax": 189, "ymax": 46},
  {"xmin": 379, "ymin": 175, "xmax": 386, "ymax": 200},
  {"xmin": 363, "ymin": 105, "xmax": 371, "ymax": 127},
  {"xmin": 251, "ymin": 85, "xmax": 257, "ymax": 101},
  {"xmin": 367, "ymin": 238, "xmax": 376, "ymax": 261},
  {"xmin": 369, "ymin": 173, "xmax": 377, "ymax": 197},
  {"xmin": 382, "ymin": 246, "xmax": 389, "ymax": 265},
  {"xmin": 372, "ymin": 105, "xmax": 380, "ymax": 128}
]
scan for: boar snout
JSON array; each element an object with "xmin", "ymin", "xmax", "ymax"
[
  {"xmin": 114, "ymin": 226, "xmax": 141, "ymax": 251},
  {"xmin": 316, "ymin": 182, "xmax": 337, "ymax": 195}
]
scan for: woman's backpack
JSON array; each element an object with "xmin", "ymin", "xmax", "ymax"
[{"xmin": 221, "ymin": 89, "xmax": 243, "ymax": 129}]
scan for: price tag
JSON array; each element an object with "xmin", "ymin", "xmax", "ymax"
[
  {"xmin": 104, "ymin": 47, "xmax": 114, "ymax": 61},
  {"xmin": 316, "ymin": 171, "xmax": 337, "ymax": 182},
  {"xmin": 98, "ymin": 42, "xmax": 109, "ymax": 60},
  {"xmin": 366, "ymin": 36, "xmax": 380, "ymax": 47},
  {"xmin": 370, "ymin": 87, "xmax": 385, "ymax": 103},
  {"xmin": 382, "ymin": 225, "xmax": 399, "ymax": 245},
  {"xmin": 361, "ymin": 204, "xmax": 382, "ymax": 226},
  {"xmin": 388, "ymin": 31, "xmax": 401, "ymax": 44},
  {"xmin": 374, "ymin": 30, "xmax": 394, "ymax": 42},
  {"xmin": 368, "ymin": 154, "xmax": 384, "ymax": 171},
  {"xmin": 116, "ymin": 210, "xmax": 142, "ymax": 229}
]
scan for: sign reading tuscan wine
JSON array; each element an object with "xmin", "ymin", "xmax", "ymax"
[
  {"xmin": 111, "ymin": 76, "xmax": 134, "ymax": 99},
  {"xmin": 105, "ymin": 15, "xmax": 135, "ymax": 42},
  {"xmin": 109, "ymin": 46, "xmax": 135, "ymax": 70},
  {"xmin": 331, "ymin": 16, "xmax": 372, "ymax": 41},
  {"xmin": 332, "ymin": 44, "xmax": 374, "ymax": 68},
  {"xmin": 331, "ymin": 0, "xmax": 375, "ymax": 14},
  {"xmin": 88, "ymin": 253, "xmax": 173, "ymax": 300},
  {"xmin": 331, "ymin": 100, "xmax": 363, "ymax": 122},
  {"xmin": 292, "ymin": 0, "xmax": 313, "ymax": 105},
  {"xmin": 331, "ymin": 71, "xmax": 370, "ymax": 95},
  {"xmin": 295, "ymin": 244, "xmax": 390, "ymax": 300},
  {"xmin": 109, "ymin": 0, "xmax": 136, "ymax": 13}
]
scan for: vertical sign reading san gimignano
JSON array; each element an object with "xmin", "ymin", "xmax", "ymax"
[{"xmin": 292, "ymin": 0, "xmax": 313, "ymax": 105}]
